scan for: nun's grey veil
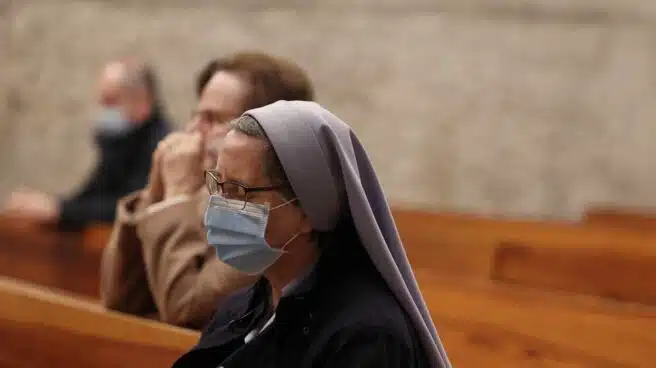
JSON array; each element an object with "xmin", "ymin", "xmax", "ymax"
[{"xmin": 245, "ymin": 101, "xmax": 451, "ymax": 368}]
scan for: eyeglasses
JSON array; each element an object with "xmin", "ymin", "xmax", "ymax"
[{"xmin": 205, "ymin": 170, "xmax": 280, "ymax": 209}]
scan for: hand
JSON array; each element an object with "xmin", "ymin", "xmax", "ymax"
[
  {"xmin": 142, "ymin": 141, "xmax": 165, "ymax": 206},
  {"xmin": 158, "ymin": 131, "xmax": 205, "ymax": 199},
  {"xmin": 5, "ymin": 189, "xmax": 60, "ymax": 224}
]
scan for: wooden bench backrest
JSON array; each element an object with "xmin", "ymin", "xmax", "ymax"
[
  {"xmin": 583, "ymin": 206, "xmax": 656, "ymax": 232},
  {"xmin": 82, "ymin": 224, "xmax": 114, "ymax": 251},
  {"xmin": 394, "ymin": 208, "xmax": 656, "ymax": 269},
  {"xmin": 492, "ymin": 240, "xmax": 656, "ymax": 304},
  {"xmin": 1, "ymin": 274, "xmax": 655, "ymax": 367},
  {"xmin": 3, "ymin": 208, "xmax": 655, "ymax": 310},
  {"xmin": 0, "ymin": 216, "xmax": 105, "ymax": 298},
  {"xmin": 393, "ymin": 209, "xmax": 656, "ymax": 304},
  {"xmin": 0, "ymin": 276, "xmax": 198, "ymax": 368},
  {"xmin": 416, "ymin": 271, "xmax": 656, "ymax": 367}
]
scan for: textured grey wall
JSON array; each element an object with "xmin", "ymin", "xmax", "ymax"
[{"xmin": 2, "ymin": 0, "xmax": 656, "ymax": 219}]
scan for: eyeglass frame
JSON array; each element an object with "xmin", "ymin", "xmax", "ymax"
[{"xmin": 205, "ymin": 169, "xmax": 282, "ymax": 204}]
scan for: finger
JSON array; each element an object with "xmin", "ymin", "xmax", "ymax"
[
  {"xmin": 4, "ymin": 200, "xmax": 19, "ymax": 211},
  {"xmin": 157, "ymin": 139, "xmax": 176, "ymax": 156},
  {"xmin": 145, "ymin": 150, "xmax": 164, "ymax": 200},
  {"xmin": 177, "ymin": 131, "xmax": 204, "ymax": 153},
  {"xmin": 184, "ymin": 121, "xmax": 196, "ymax": 133},
  {"xmin": 192, "ymin": 131, "xmax": 204, "ymax": 149},
  {"xmin": 7, "ymin": 193, "xmax": 26, "ymax": 207},
  {"xmin": 13, "ymin": 188, "xmax": 30, "ymax": 196},
  {"xmin": 171, "ymin": 132, "xmax": 199, "ymax": 153},
  {"xmin": 168, "ymin": 131, "xmax": 189, "ymax": 144},
  {"xmin": 158, "ymin": 132, "xmax": 183, "ymax": 150},
  {"xmin": 150, "ymin": 148, "xmax": 163, "ymax": 182},
  {"xmin": 156, "ymin": 140, "xmax": 168, "ymax": 156},
  {"xmin": 163, "ymin": 131, "xmax": 186, "ymax": 141},
  {"xmin": 163, "ymin": 133, "xmax": 192, "ymax": 156}
]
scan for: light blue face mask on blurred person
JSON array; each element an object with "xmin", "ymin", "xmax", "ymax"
[
  {"xmin": 204, "ymin": 195, "xmax": 299, "ymax": 275},
  {"xmin": 96, "ymin": 107, "xmax": 134, "ymax": 136}
]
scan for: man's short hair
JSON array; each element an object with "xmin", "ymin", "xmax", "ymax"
[
  {"xmin": 120, "ymin": 58, "xmax": 163, "ymax": 109},
  {"xmin": 195, "ymin": 52, "xmax": 314, "ymax": 110}
]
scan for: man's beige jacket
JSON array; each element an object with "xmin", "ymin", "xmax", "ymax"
[{"xmin": 100, "ymin": 190, "xmax": 256, "ymax": 329}]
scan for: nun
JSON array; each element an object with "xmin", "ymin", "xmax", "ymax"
[{"xmin": 172, "ymin": 101, "xmax": 451, "ymax": 368}]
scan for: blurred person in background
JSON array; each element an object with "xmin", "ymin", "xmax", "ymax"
[
  {"xmin": 5, "ymin": 59, "xmax": 171, "ymax": 230},
  {"xmin": 100, "ymin": 52, "xmax": 315, "ymax": 329}
]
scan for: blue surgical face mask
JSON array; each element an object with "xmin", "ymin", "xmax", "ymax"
[
  {"xmin": 96, "ymin": 107, "xmax": 134, "ymax": 136},
  {"xmin": 204, "ymin": 195, "xmax": 299, "ymax": 275}
]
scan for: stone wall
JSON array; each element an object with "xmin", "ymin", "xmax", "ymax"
[{"xmin": 2, "ymin": 0, "xmax": 656, "ymax": 218}]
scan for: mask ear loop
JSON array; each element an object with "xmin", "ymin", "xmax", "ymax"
[
  {"xmin": 270, "ymin": 197, "xmax": 298, "ymax": 211},
  {"xmin": 278, "ymin": 232, "xmax": 301, "ymax": 253},
  {"xmin": 269, "ymin": 197, "xmax": 301, "ymax": 253}
]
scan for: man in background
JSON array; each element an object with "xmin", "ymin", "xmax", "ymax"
[
  {"xmin": 5, "ymin": 59, "xmax": 171, "ymax": 229},
  {"xmin": 100, "ymin": 52, "xmax": 315, "ymax": 329}
]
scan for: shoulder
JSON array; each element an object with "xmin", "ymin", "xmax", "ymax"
[
  {"xmin": 144, "ymin": 114, "xmax": 172, "ymax": 146},
  {"xmin": 307, "ymin": 236, "xmax": 415, "ymax": 337},
  {"xmin": 154, "ymin": 113, "xmax": 173, "ymax": 135},
  {"xmin": 312, "ymin": 324, "xmax": 421, "ymax": 368},
  {"xmin": 307, "ymin": 271, "xmax": 427, "ymax": 367},
  {"xmin": 313, "ymin": 265, "xmax": 416, "ymax": 347}
]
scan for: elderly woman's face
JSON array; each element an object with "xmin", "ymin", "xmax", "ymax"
[{"xmin": 215, "ymin": 130, "xmax": 308, "ymax": 249}]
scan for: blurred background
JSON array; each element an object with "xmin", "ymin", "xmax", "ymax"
[
  {"xmin": 1, "ymin": 2, "xmax": 656, "ymax": 368},
  {"xmin": 3, "ymin": 0, "xmax": 655, "ymax": 219}
]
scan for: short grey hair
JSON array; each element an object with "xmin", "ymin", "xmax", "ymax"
[
  {"xmin": 119, "ymin": 60, "xmax": 163, "ymax": 110},
  {"xmin": 230, "ymin": 115, "xmax": 296, "ymax": 200}
]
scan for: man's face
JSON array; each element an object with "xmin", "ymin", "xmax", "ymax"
[
  {"xmin": 215, "ymin": 130, "xmax": 307, "ymax": 250},
  {"xmin": 188, "ymin": 71, "xmax": 249, "ymax": 169},
  {"xmin": 98, "ymin": 62, "xmax": 151, "ymax": 124}
]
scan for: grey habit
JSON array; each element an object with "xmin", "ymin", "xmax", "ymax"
[{"xmin": 245, "ymin": 101, "xmax": 451, "ymax": 368}]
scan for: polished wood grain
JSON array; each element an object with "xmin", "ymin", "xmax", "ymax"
[
  {"xmin": 3, "ymin": 209, "xmax": 655, "ymax": 306},
  {"xmin": 493, "ymin": 241, "xmax": 656, "ymax": 304},
  {"xmin": 583, "ymin": 206, "xmax": 656, "ymax": 232},
  {"xmin": 0, "ymin": 215, "xmax": 107, "ymax": 298},
  {"xmin": 417, "ymin": 272, "xmax": 656, "ymax": 367},
  {"xmin": 0, "ymin": 276, "xmax": 198, "ymax": 368},
  {"xmin": 2, "ymin": 209, "xmax": 655, "ymax": 367},
  {"xmin": 393, "ymin": 208, "xmax": 656, "ymax": 304},
  {"xmin": 2, "ymin": 267, "xmax": 655, "ymax": 367}
]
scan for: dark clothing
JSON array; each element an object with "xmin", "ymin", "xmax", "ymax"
[
  {"xmin": 172, "ymin": 227, "xmax": 427, "ymax": 368},
  {"xmin": 58, "ymin": 109, "xmax": 170, "ymax": 229}
]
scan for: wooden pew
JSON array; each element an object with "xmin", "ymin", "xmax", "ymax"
[
  {"xmin": 393, "ymin": 208, "xmax": 656, "ymax": 304},
  {"xmin": 492, "ymin": 241, "xmax": 656, "ymax": 304},
  {"xmin": 583, "ymin": 206, "xmax": 656, "ymax": 233},
  {"xmin": 393, "ymin": 209, "xmax": 577, "ymax": 278},
  {"xmin": 2, "ymin": 274, "xmax": 653, "ymax": 367},
  {"xmin": 0, "ymin": 215, "xmax": 107, "ymax": 298},
  {"xmin": 82, "ymin": 223, "xmax": 114, "ymax": 251},
  {"xmin": 416, "ymin": 272, "xmax": 656, "ymax": 367},
  {"xmin": 4, "ymin": 207, "xmax": 653, "ymax": 306},
  {"xmin": 0, "ymin": 276, "xmax": 198, "ymax": 367}
]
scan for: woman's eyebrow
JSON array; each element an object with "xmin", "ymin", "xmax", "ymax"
[
  {"xmin": 215, "ymin": 164, "xmax": 260, "ymax": 188},
  {"xmin": 217, "ymin": 171, "xmax": 253, "ymax": 188}
]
